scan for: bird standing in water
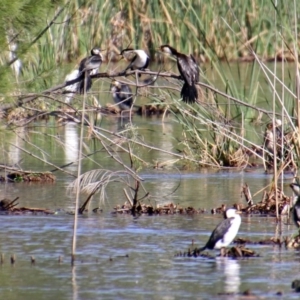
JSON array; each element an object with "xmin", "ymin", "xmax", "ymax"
[
  {"xmin": 111, "ymin": 80, "xmax": 133, "ymax": 111},
  {"xmin": 78, "ymin": 48, "xmax": 103, "ymax": 94},
  {"xmin": 290, "ymin": 182, "xmax": 300, "ymax": 228},
  {"xmin": 159, "ymin": 45, "xmax": 199, "ymax": 104},
  {"xmin": 199, "ymin": 209, "xmax": 241, "ymax": 256},
  {"xmin": 120, "ymin": 49, "xmax": 150, "ymax": 75}
]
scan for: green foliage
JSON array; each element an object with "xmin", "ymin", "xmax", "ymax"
[
  {"xmin": 0, "ymin": 0, "xmax": 63, "ymax": 93},
  {"xmin": 1, "ymin": 0, "xmax": 299, "ymax": 95}
]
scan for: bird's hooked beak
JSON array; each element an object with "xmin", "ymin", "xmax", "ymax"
[{"xmin": 157, "ymin": 46, "xmax": 166, "ymax": 55}]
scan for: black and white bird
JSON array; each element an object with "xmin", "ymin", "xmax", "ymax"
[
  {"xmin": 159, "ymin": 45, "xmax": 199, "ymax": 104},
  {"xmin": 200, "ymin": 209, "xmax": 241, "ymax": 255},
  {"xmin": 120, "ymin": 49, "xmax": 149, "ymax": 74},
  {"xmin": 290, "ymin": 182, "xmax": 300, "ymax": 228},
  {"xmin": 64, "ymin": 48, "xmax": 103, "ymax": 101},
  {"xmin": 64, "ymin": 69, "xmax": 80, "ymax": 103},
  {"xmin": 111, "ymin": 80, "xmax": 133, "ymax": 111},
  {"xmin": 78, "ymin": 47, "xmax": 103, "ymax": 94}
]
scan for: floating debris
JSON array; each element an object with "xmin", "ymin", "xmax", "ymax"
[
  {"xmin": 175, "ymin": 245, "xmax": 259, "ymax": 258},
  {"xmin": 105, "ymin": 181, "xmax": 294, "ymax": 219},
  {"xmin": 0, "ymin": 197, "xmax": 19, "ymax": 210},
  {"xmin": 6, "ymin": 171, "xmax": 56, "ymax": 182},
  {"xmin": 285, "ymin": 234, "xmax": 300, "ymax": 249},
  {"xmin": 0, "ymin": 197, "xmax": 54, "ymax": 215},
  {"xmin": 218, "ymin": 289, "xmax": 257, "ymax": 297},
  {"xmin": 238, "ymin": 183, "xmax": 290, "ymax": 215},
  {"xmin": 0, "ymin": 167, "xmax": 56, "ymax": 183},
  {"xmin": 235, "ymin": 237, "xmax": 285, "ymax": 247},
  {"xmin": 112, "ymin": 202, "xmax": 206, "ymax": 215}
]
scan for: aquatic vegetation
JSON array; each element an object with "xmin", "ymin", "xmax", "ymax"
[
  {"xmin": 175, "ymin": 245, "xmax": 259, "ymax": 258},
  {"xmin": 1, "ymin": 0, "xmax": 300, "ymax": 266},
  {"xmin": 0, "ymin": 197, "xmax": 54, "ymax": 214}
]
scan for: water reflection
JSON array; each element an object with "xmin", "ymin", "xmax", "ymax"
[
  {"xmin": 8, "ymin": 128, "xmax": 26, "ymax": 166},
  {"xmin": 117, "ymin": 116, "xmax": 131, "ymax": 131},
  {"xmin": 64, "ymin": 123, "xmax": 79, "ymax": 164},
  {"xmin": 72, "ymin": 266, "xmax": 78, "ymax": 300},
  {"xmin": 216, "ymin": 258, "xmax": 240, "ymax": 296}
]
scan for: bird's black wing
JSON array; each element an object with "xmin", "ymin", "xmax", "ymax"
[
  {"xmin": 202, "ymin": 217, "xmax": 233, "ymax": 250},
  {"xmin": 125, "ymin": 53, "xmax": 138, "ymax": 71},
  {"xmin": 79, "ymin": 55, "xmax": 102, "ymax": 73},
  {"xmin": 78, "ymin": 57, "xmax": 88, "ymax": 72},
  {"xmin": 177, "ymin": 55, "xmax": 199, "ymax": 86},
  {"xmin": 190, "ymin": 54, "xmax": 200, "ymax": 82},
  {"xmin": 293, "ymin": 202, "xmax": 300, "ymax": 227}
]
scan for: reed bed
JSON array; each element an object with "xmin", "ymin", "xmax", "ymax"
[
  {"xmin": 1, "ymin": 0, "xmax": 300, "ymax": 261},
  {"xmin": 0, "ymin": 0, "xmax": 299, "ymax": 199},
  {"xmin": 2, "ymin": 0, "xmax": 300, "ymax": 92}
]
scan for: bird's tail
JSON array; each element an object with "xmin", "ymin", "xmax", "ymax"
[
  {"xmin": 198, "ymin": 246, "xmax": 206, "ymax": 252},
  {"xmin": 78, "ymin": 74, "xmax": 92, "ymax": 94},
  {"xmin": 181, "ymin": 83, "xmax": 198, "ymax": 104}
]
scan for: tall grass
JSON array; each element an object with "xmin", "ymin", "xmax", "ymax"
[
  {"xmin": 14, "ymin": 0, "xmax": 300, "ymax": 86},
  {"xmin": 1, "ymin": 0, "xmax": 299, "ymax": 260},
  {"xmin": 0, "ymin": 0, "xmax": 297, "ymax": 97},
  {"xmin": 1, "ymin": 0, "xmax": 299, "ymax": 173}
]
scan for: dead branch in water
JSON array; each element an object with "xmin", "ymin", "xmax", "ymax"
[
  {"xmin": 242, "ymin": 184, "xmax": 254, "ymax": 206},
  {"xmin": 0, "ymin": 197, "xmax": 54, "ymax": 214},
  {"xmin": 0, "ymin": 165, "xmax": 56, "ymax": 182}
]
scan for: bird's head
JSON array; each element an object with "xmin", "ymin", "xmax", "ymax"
[
  {"xmin": 91, "ymin": 48, "xmax": 101, "ymax": 55},
  {"xmin": 111, "ymin": 79, "xmax": 121, "ymax": 88},
  {"xmin": 119, "ymin": 49, "xmax": 135, "ymax": 63},
  {"xmin": 120, "ymin": 48, "xmax": 135, "ymax": 59},
  {"xmin": 159, "ymin": 45, "xmax": 177, "ymax": 55},
  {"xmin": 224, "ymin": 209, "xmax": 241, "ymax": 219},
  {"xmin": 90, "ymin": 48, "xmax": 103, "ymax": 61}
]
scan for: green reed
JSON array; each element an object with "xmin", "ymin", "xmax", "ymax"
[
  {"xmin": 1, "ymin": 0, "xmax": 298, "ymax": 93},
  {"xmin": 1, "ymin": 0, "xmax": 299, "ymax": 170}
]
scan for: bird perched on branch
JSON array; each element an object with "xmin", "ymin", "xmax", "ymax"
[
  {"xmin": 64, "ymin": 69, "xmax": 80, "ymax": 103},
  {"xmin": 78, "ymin": 47, "xmax": 103, "ymax": 94},
  {"xmin": 199, "ymin": 209, "xmax": 241, "ymax": 256},
  {"xmin": 159, "ymin": 45, "xmax": 199, "ymax": 103},
  {"xmin": 120, "ymin": 49, "xmax": 149, "ymax": 75},
  {"xmin": 111, "ymin": 80, "xmax": 133, "ymax": 111}
]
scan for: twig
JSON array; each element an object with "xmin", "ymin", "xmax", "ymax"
[
  {"xmin": 6, "ymin": 3, "xmax": 70, "ymax": 67},
  {"xmin": 9, "ymin": 143, "xmax": 75, "ymax": 177}
]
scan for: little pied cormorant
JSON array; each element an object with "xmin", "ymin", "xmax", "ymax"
[
  {"xmin": 159, "ymin": 45, "xmax": 199, "ymax": 104},
  {"xmin": 290, "ymin": 182, "xmax": 300, "ymax": 228},
  {"xmin": 199, "ymin": 209, "xmax": 241, "ymax": 255},
  {"xmin": 78, "ymin": 48, "xmax": 103, "ymax": 94},
  {"xmin": 111, "ymin": 80, "xmax": 133, "ymax": 111},
  {"xmin": 120, "ymin": 49, "xmax": 150, "ymax": 74},
  {"xmin": 64, "ymin": 69, "xmax": 80, "ymax": 103}
]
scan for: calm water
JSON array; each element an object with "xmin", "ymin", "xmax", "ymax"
[
  {"xmin": 0, "ymin": 117, "xmax": 299, "ymax": 299},
  {"xmin": 0, "ymin": 62, "xmax": 299, "ymax": 299}
]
